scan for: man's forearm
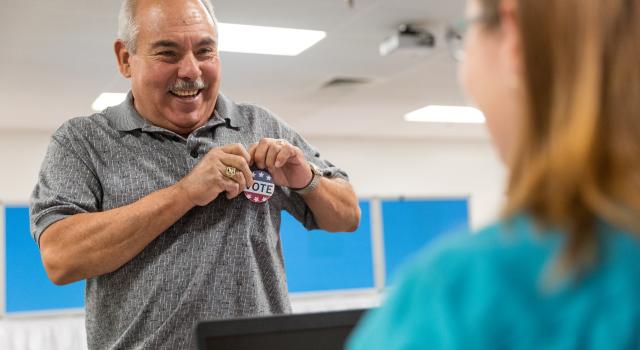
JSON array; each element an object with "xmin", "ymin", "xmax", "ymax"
[
  {"xmin": 301, "ymin": 177, "xmax": 361, "ymax": 232},
  {"xmin": 40, "ymin": 184, "xmax": 195, "ymax": 285}
]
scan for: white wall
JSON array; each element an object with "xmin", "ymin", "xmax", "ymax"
[
  {"xmin": 0, "ymin": 131, "xmax": 52, "ymax": 203},
  {"xmin": 307, "ymin": 136, "xmax": 507, "ymax": 229},
  {"xmin": 0, "ymin": 130, "xmax": 507, "ymax": 349}
]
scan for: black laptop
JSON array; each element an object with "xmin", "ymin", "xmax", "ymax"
[{"xmin": 195, "ymin": 308, "xmax": 369, "ymax": 350}]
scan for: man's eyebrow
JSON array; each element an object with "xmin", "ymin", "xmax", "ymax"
[
  {"xmin": 150, "ymin": 40, "xmax": 180, "ymax": 50},
  {"xmin": 196, "ymin": 37, "xmax": 217, "ymax": 47}
]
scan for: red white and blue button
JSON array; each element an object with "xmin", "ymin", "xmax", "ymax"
[{"xmin": 244, "ymin": 170, "xmax": 275, "ymax": 203}]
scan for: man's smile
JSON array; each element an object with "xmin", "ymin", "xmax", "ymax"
[{"xmin": 169, "ymin": 88, "xmax": 203, "ymax": 99}]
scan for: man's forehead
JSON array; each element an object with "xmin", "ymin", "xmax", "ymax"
[{"xmin": 137, "ymin": 0, "xmax": 215, "ymax": 34}]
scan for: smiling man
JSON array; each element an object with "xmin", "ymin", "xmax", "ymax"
[{"xmin": 29, "ymin": 0, "xmax": 360, "ymax": 348}]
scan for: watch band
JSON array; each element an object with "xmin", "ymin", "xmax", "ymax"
[{"xmin": 292, "ymin": 163, "xmax": 322, "ymax": 195}]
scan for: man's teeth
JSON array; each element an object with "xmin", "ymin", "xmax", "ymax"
[{"xmin": 172, "ymin": 89, "xmax": 199, "ymax": 97}]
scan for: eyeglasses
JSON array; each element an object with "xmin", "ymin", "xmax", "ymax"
[{"xmin": 445, "ymin": 13, "xmax": 497, "ymax": 62}]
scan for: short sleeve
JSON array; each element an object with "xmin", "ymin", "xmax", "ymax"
[
  {"xmin": 285, "ymin": 127, "xmax": 349, "ymax": 181},
  {"xmin": 29, "ymin": 133, "xmax": 103, "ymax": 246}
]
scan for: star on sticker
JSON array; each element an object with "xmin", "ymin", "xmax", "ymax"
[
  {"xmin": 266, "ymin": 176, "xmax": 272, "ymax": 181},
  {"xmin": 258, "ymin": 172, "xmax": 264, "ymax": 178}
]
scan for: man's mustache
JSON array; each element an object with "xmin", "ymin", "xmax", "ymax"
[{"xmin": 169, "ymin": 78, "xmax": 208, "ymax": 92}]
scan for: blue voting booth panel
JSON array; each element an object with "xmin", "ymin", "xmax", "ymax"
[
  {"xmin": 281, "ymin": 201, "xmax": 374, "ymax": 293},
  {"xmin": 382, "ymin": 199, "xmax": 469, "ymax": 285},
  {"xmin": 4, "ymin": 206, "xmax": 85, "ymax": 313}
]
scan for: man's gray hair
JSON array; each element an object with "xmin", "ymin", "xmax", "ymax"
[{"xmin": 117, "ymin": 0, "xmax": 218, "ymax": 53}]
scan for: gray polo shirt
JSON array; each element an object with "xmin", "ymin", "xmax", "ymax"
[{"xmin": 30, "ymin": 93, "xmax": 348, "ymax": 350}]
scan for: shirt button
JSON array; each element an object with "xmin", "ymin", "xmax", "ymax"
[{"xmin": 190, "ymin": 150, "xmax": 198, "ymax": 158}]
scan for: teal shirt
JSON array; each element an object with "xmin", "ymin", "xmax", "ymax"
[{"xmin": 348, "ymin": 216, "xmax": 640, "ymax": 349}]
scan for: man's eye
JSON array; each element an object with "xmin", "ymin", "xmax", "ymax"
[
  {"xmin": 157, "ymin": 51, "xmax": 176, "ymax": 57},
  {"xmin": 198, "ymin": 48, "xmax": 215, "ymax": 55}
]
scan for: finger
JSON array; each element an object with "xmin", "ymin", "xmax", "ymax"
[
  {"xmin": 236, "ymin": 172, "xmax": 248, "ymax": 191},
  {"xmin": 220, "ymin": 154, "xmax": 253, "ymax": 188},
  {"xmin": 248, "ymin": 143, "xmax": 258, "ymax": 166},
  {"xmin": 221, "ymin": 165, "xmax": 247, "ymax": 192},
  {"xmin": 221, "ymin": 143, "xmax": 251, "ymax": 163},
  {"xmin": 215, "ymin": 172, "xmax": 241, "ymax": 198},
  {"xmin": 225, "ymin": 181, "xmax": 242, "ymax": 199},
  {"xmin": 265, "ymin": 143, "xmax": 281, "ymax": 170},
  {"xmin": 275, "ymin": 145, "xmax": 295, "ymax": 168},
  {"xmin": 253, "ymin": 139, "xmax": 272, "ymax": 170}
]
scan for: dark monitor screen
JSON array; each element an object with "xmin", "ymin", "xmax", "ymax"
[{"xmin": 196, "ymin": 309, "xmax": 369, "ymax": 350}]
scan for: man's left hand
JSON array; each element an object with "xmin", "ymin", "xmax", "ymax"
[{"xmin": 249, "ymin": 138, "xmax": 312, "ymax": 189}]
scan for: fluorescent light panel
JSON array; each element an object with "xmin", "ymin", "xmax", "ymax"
[
  {"xmin": 218, "ymin": 23, "xmax": 326, "ymax": 56},
  {"xmin": 92, "ymin": 93, "xmax": 127, "ymax": 111},
  {"xmin": 91, "ymin": 24, "xmax": 325, "ymax": 110},
  {"xmin": 405, "ymin": 105, "xmax": 486, "ymax": 124}
]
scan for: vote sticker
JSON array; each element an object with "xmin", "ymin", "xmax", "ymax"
[{"xmin": 244, "ymin": 170, "xmax": 275, "ymax": 203}]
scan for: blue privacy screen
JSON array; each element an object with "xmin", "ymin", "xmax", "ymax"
[
  {"xmin": 3, "ymin": 198, "xmax": 469, "ymax": 313},
  {"xmin": 280, "ymin": 200, "xmax": 374, "ymax": 292},
  {"xmin": 381, "ymin": 198, "xmax": 469, "ymax": 285},
  {"xmin": 4, "ymin": 205, "xmax": 85, "ymax": 313}
]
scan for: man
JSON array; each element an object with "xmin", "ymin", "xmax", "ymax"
[{"xmin": 29, "ymin": 0, "xmax": 360, "ymax": 348}]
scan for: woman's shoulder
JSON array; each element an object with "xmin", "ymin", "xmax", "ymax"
[
  {"xmin": 397, "ymin": 214, "xmax": 640, "ymax": 300},
  {"xmin": 349, "ymin": 215, "xmax": 640, "ymax": 349},
  {"xmin": 349, "ymin": 216, "xmax": 553, "ymax": 349},
  {"xmin": 404, "ymin": 215, "xmax": 558, "ymax": 279}
]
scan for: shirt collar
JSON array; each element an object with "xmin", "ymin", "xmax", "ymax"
[
  {"xmin": 106, "ymin": 91, "xmax": 146, "ymax": 132},
  {"xmin": 106, "ymin": 91, "xmax": 248, "ymax": 132},
  {"xmin": 214, "ymin": 93, "xmax": 248, "ymax": 128}
]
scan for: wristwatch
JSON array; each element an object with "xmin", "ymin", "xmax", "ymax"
[{"xmin": 292, "ymin": 163, "xmax": 323, "ymax": 195}]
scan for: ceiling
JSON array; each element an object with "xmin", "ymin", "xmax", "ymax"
[{"xmin": 0, "ymin": 0, "xmax": 488, "ymax": 140}]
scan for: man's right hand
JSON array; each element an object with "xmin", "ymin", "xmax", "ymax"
[{"xmin": 176, "ymin": 143, "xmax": 254, "ymax": 206}]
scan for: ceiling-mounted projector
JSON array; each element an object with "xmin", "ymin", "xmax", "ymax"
[{"xmin": 379, "ymin": 24, "xmax": 435, "ymax": 56}]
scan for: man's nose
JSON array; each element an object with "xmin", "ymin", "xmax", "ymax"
[{"xmin": 177, "ymin": 53, "xmax": 202, "ymax": 80}]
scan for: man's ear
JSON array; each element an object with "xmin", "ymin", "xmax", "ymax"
[{"xmin": 115, "ymin": 40, "xmax": 132, "ymax": 78}]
